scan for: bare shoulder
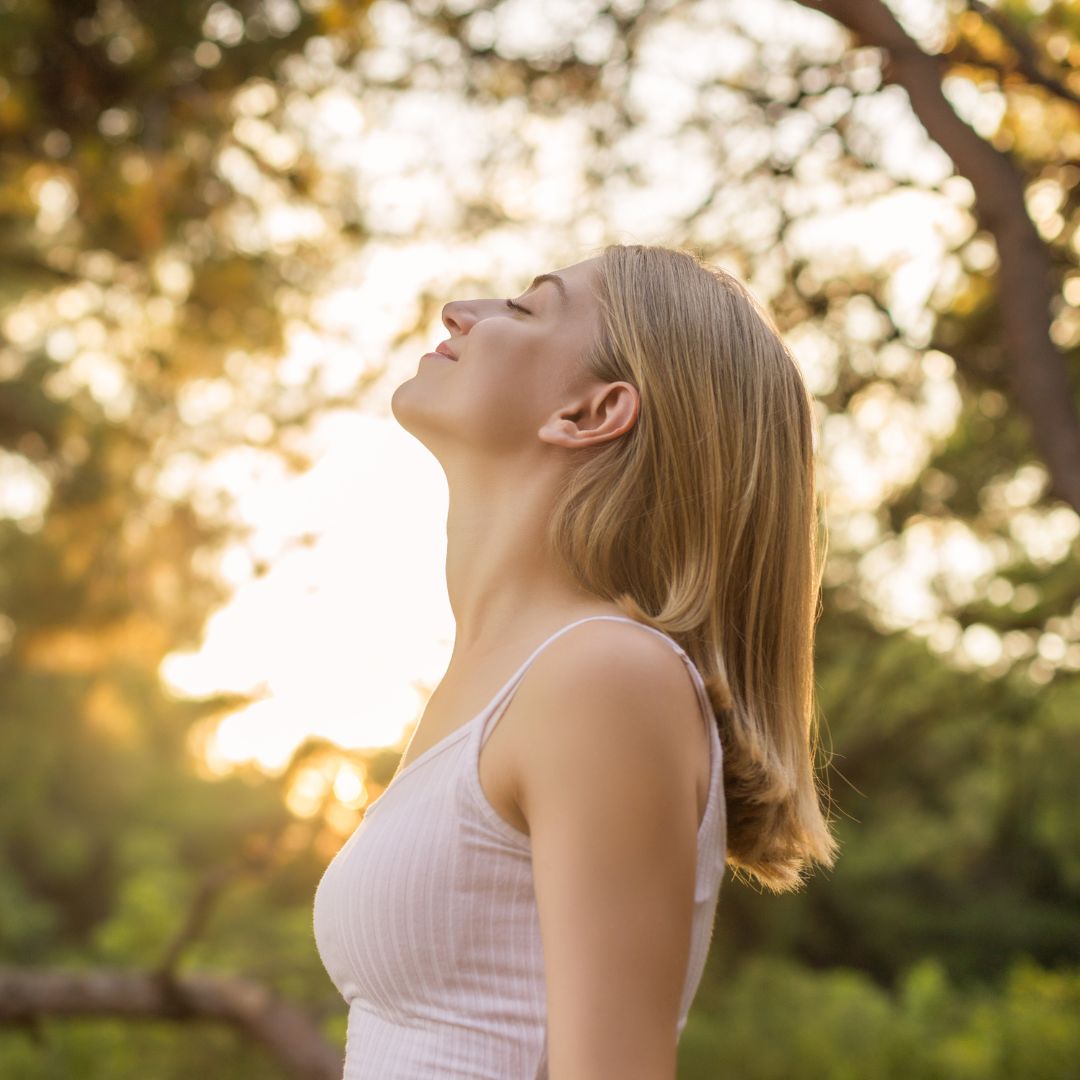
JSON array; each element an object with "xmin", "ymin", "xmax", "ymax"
[
  {"xmin": 507, "ymin": 617, "xmax": 708, "ymax": 1075},
  {"xmin": 509, "ymin": 617, "xmax": 707, "ymax": 829}
]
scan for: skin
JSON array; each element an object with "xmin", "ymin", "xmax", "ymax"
[
  {"xmin": 389, "ymin": 256, "xmax": 707, "ymax": 1078},
  {"xmin": 391, "ymin": 255, "xmax": 639, "ymax": 665}
]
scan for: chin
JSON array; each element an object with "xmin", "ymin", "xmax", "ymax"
[
  {"xmin": 390, "ymin": 378, "xmax": 417, "ymax": 423},
  {"xmin": 390, "ymin": 384, "xmax": 447, "ymax": 457}
]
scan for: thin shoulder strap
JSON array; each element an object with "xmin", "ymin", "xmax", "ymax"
[
  {"xmin": 479, "ymin": 615, "xmax": 627, "ymax": 742},
  {"xmin": 480, "ymin": 614, "xmax": 716, "ymax": 747}
]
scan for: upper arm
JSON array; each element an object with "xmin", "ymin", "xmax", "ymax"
[{"xmin": 513, "ymin": 625, "xmax": 704, "ymax": 1080}]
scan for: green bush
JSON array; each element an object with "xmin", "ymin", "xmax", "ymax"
[{"xmin": 678, "ymin": 956, "xmax": 1080, "ymax": 1080}]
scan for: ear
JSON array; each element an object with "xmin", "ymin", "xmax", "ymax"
[{"xmin": 538, "ymin": 381, "xmax": 639, "ymax": 449}]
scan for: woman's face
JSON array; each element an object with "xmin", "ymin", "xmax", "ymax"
[{"xmin": 391, "ymin": 256, "xmax": 608, "ymax": 463}]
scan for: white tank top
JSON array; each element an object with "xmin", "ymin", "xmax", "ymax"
[{"xmin": 312, "ymin": 614, "xmax": 727, "ymax": 1079}]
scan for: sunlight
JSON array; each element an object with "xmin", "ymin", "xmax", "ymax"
[
  {"xmin": 160, "ymin": 410, "xmax": 456, "ymax": 775},
  {"xmin": 151, "ymin": 18, "xmax": 1013, "ymax": 788}
]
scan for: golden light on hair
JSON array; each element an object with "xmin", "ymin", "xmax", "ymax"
[{"xmin": 549, "ymin": 242, "xmax": 840, "ymax": 893}]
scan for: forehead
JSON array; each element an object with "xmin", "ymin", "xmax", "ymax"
[
  {"xmin": 525, "ymin": 257, "xmax": 600, "ymax": 303},
  {"xmin": 554, "ymin": 256, "xmax": 600, "ymax": 287}
]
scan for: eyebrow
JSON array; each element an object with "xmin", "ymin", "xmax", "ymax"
[{"xmin": 524, "ymin": 272, "xmax": 569, "ymax": 307}]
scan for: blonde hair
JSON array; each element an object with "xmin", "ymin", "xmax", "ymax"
[{"xmin": 547, "ymin": 243, "xmax": 839, "ymax": 893}]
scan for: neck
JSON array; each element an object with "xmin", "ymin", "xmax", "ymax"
[{"xmin": 442, "ymin": 467, "xmax": 618, "ymax": 664}]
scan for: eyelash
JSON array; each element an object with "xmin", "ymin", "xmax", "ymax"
[{"xmin": 505, "ymin": 299, "xmax": 531, "ymax": 315}]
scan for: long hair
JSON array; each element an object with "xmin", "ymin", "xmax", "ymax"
[{"xmin": 547, "ymin": 242, "xmax": 839, "ymax": 893}]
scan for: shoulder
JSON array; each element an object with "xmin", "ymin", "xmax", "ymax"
[
  {"xmin": 509, "ymin": 618, "xmax": 706, "ymax": 828},
  {"xmin": 506, "ymin": 618, "xmax": 707, "ymax": 1072},
  {"xmin": 528, "ymin": 615, "xmax": 697, "ymax": 691}
]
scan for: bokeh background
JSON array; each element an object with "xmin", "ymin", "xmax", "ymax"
[{"xmin": 1, "ymin": 0, "xmax": 1079, "ymax": 1076}]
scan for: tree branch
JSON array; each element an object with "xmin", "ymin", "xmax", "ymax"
[
  {"xmin": 155, "ymin": 863, "xmax": 245, "ymax": 978},
  {"xmin": 966, "ymin": 0, "xmax": 1080, "ymax": 109},
  {"xmin": 793, "ymin": 0, "xmax": 1080, "ymax": 513},
  {"xmin": 0, "ymin": 966, "xmax": 342, "ymax": 1080},
  {"xmin": 154, "ymin": 813, "xmax": 303, "ymax": 979}
]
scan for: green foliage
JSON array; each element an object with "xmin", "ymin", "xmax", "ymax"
[
  {"xmin": 710, "ymin": 604, "xmax": 1080, "ymax": 984},
  {"xmin": 0, "ymin": 0, "xmax": 1077, "ymax": 1074},
  {"xmin": 678, "ymin": 956, "xmax": 1080, "ymax": 1080},
  {"xmin": 0, "ymin": 1019, "xmax": 293, "ymax": 1080}
]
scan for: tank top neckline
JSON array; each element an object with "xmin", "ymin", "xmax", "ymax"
[
  {"xmin": 363, "ymin": 613, "xmax": 721, "ymax": 834},
  {"xmin": 365, "ymin": 614, "xmax": 625, "ymax": 814}
]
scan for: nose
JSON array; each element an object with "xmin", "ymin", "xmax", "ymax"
[
  {"xmin": 441, "ymin": 297, "xmax": 502, "ymax": 336},
  {"xmin": 441, "ymin": 300, "xmax": 478, "ymax": 337}
]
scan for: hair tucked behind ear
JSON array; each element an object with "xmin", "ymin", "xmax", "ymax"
[{"xmin": 546, "ymin": 243, "xmax": 839, "ymax": 893}]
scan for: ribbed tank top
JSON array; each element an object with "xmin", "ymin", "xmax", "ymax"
[{"xmin": 312, "ymin": 614, "xmax": 727, "ymax": 1079}]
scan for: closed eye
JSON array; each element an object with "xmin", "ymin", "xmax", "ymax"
[{"xmin": 505, "ymin": 298, "xmax": 531, "ymax": 315}]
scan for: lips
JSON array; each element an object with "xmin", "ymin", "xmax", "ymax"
[{"xmin": 434, "ymin": 341, "xmax": 457, "ymax": 360}]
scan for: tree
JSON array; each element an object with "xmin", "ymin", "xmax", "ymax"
[
  {"xmin": 2, "ymin": 0, "xmax": 1078, "ymax": 1073},
  {"xmin": 0, "ymin": 1, "xmax": 379, "ymax": 1073}
]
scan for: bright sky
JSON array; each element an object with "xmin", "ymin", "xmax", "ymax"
[{"xmin": 160, "ymin": 409, "xmax": 455, "ymax": 774}]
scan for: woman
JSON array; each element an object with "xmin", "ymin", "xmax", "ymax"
[{"xmin": 313, "ymin": 243, "xmax": 839, "ymax": 1078}]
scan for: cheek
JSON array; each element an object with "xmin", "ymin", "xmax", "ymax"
[
  {"xmin": 464, "ymin": 366, "xmax": 538, "ymax": 435},
  {"xmin": 460, "ymin": 359, "xmax": 556, "ymax": 449}
]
